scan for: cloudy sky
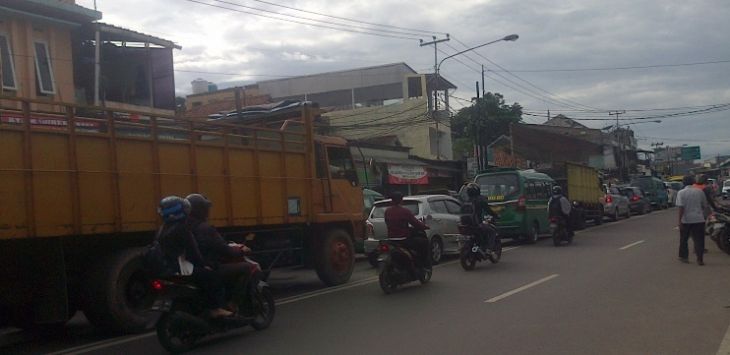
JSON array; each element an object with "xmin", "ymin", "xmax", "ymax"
[{"xmin": 77, "ymin": 0, "xmax": 730, "ymax": 158}]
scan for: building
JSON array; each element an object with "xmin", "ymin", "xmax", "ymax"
[{"xmin": 0, "ymin": 0, "xmax": 179, "ymax": 114}]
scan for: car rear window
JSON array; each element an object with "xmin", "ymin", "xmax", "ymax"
[
  {"xmin": 609, "ymin": 187, "xmax": 621, "ymax": 194},
  {"xmin": 370, "ymin": 201, "xmax": 420, "ymax": 218}
]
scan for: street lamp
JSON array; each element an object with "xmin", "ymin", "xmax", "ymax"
[{"xmin": 432, "ymin": 34, "xmax": 518, "ymax": 162}]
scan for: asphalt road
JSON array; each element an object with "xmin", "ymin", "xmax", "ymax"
[{"xmin": 7, "ymin": 208, "xmax": 730, "ymax": 355}]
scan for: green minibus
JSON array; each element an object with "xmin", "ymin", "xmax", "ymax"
[{"xmin": 462, "ymin": 168, "xmax": 555, "ymax": 243}]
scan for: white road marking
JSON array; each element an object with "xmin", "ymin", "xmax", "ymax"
[
  {"xmin": 484, "ymin": 274, "xmax": 559, "ymax": 303},
  {"xmin": 46, "ymin": 333, "xmax": 156, "ymax": 355},
  {"xmin": 619, "ymin": 240, "xmax": 645, "ymax": 250},
  {"xmin": 51, "ymin": 247, "xmax": 522, "ymax": 354},
  {"xmin": 717, "ymin": 320, "xmax": 730, "ymax": 355}
]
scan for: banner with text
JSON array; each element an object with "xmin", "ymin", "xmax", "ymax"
[{"xmin": 387, "ymin": 164, "xmax": 428, "ymax": 185}]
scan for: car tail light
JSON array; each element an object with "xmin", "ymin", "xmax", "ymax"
[
  {"xmin": 517, "ymin": 195, "xmax": 526, "ymax": 211},
  {"xmin": 151, "ymin": 279, "xmax": 164, "ymax": 292},
  {"xmin": 549, "ymin": 217, "xmax": 560, "ymax": 223},
  {"xmin": 605, "ymin": 195, "xmax": 613, "ymax": 203},
  {"xmin": 631, "ymin": 196, "xmax": 639, "ymax": 202},
  {"xmin": 378, "ymin": 243, "xmax": 390, "ymax": 253}
]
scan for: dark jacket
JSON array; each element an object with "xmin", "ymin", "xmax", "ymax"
[
  {"xmin": 470, "ymin": 195, "xmax": 498, "ymax": 225},
  {"xmin": 385, "ymin": 204, "xmax": 428, "ymax": 239},
  {"xmin": 157, "ymin": 221, "xmax": 206, "ymax": 274},
  {"xmin": 189, "ymin": 218, "xmax": 245, "ymax": 268}
]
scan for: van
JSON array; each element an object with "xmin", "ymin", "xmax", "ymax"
[
  {"xmin": 631, "ymin": 176, "xmax": 669, "ymax": 209},
  {"xmin": 463, "ymin": 168, "xmax": 555, "ymax": 243}
]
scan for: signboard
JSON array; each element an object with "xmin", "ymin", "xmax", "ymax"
[
  {"xmin": 387, "ymin": 164, "xmax": 428, "ymax": 185},
  {"xmin": 1, "ymin": 113, "xmax": 101, "ymax": 131},
  {"xmin": 681, "ymin": 146, "xmax": 701, "ymax": 161},
  {"xmin": 466, "ymin": 157, "xmax": 478, "ymax": 178}
]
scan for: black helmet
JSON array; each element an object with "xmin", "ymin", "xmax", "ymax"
[
  {"xmin": 552, "ymin": 185, "xmax": 563, "ymax": 195},
  {"xmin": 389, "ymin": 191, "xmax": 404, "ymax": 204},
  {"xmin": 186, "ymin": 193, "xmax": 212, "ymax": 220},
  {"xmin": 466, "ymin": 183, "xmax": 481, "ymax": 198},
  {"xmin": 158, "ymin": 196, "xmax": 191, "ymax": 223}
]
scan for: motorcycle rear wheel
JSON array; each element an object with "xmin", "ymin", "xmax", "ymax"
[
  {"xmin": 156, "ymin": 313, "xmax": 199, "ymax": 354},
  {"xmin": 460, "ymin": 251, "xmax": 477, "ymax": 271},
  {"xmin": 251, "ymin": 287, "xmax": 276, "ymax": 331},
  {"xmin": 418, "ymin": 268, "xmax": 432, "ymax": 284},
  {"xmin": 552, "ymin": 233, "xmax": 562, "ymax": 247},
  {"xmin": 489, "ymin": 240, "xmax": 502, "ymax": 264},
  {"xmin": 379, "ymin": 268, "xmax": 397, "ymax": 294}
]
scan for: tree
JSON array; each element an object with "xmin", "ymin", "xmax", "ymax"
[{"xmin": 450, "ymin": 92, "xmax": 522, "ymax": 159}]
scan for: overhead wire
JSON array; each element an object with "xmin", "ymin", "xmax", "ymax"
[{"xmin": 179, "ymin": 0, "xmax": 420, "ymax": 41}]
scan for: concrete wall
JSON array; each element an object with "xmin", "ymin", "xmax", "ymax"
[
  {"xmin": 324, "ymin": 97, "xmax": 453, "ymax": 160},
  {"xmin": 0, "ymin": 17, "xmax": 75, "ymax": 106}
]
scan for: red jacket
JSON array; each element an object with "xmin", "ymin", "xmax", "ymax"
[{"xmin": 384, "ymin": 204, "xmax": 427, "ymax": 238}]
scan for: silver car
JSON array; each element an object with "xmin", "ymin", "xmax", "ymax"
[
  {"xmin": 364, "ymin": 195, "xmax": 463, "ymax": 266},
  {"xmin": 602, "ymin": 185, "xmax": 631, "ymax": 221}
]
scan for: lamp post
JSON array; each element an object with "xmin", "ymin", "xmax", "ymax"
[{"xmin": 433, "ymin": 34, "xmax": 518, "ymax": 161}]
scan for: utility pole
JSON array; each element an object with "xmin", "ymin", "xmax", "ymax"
[
  {"xmin": 481, "ymin": 65, "xmax": 486, "ymax": 97},
  {"xmin": 609, "ymin": 110, "xmax": 626, "ymax": 180},
  {"xmin": 420, "ymin": 35, "xmax": 450, "ymax": 160}
]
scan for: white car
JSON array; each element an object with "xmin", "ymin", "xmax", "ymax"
[
  {"xmin": 722, "ymin": 180, "xmax": 730, "ymax": 199},
  {"xmin": 365, "ymin": 195, "xmax": 464, "ymax": 266}
]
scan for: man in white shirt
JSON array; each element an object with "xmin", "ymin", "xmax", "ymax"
[{"xmin": 675, "ymin": 175, "xmax": 709, "ymax": 265}]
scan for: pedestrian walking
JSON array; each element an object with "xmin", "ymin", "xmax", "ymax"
[{"xmin": 676, "ymin": 175, "xmax": 710, "ymax": 265}]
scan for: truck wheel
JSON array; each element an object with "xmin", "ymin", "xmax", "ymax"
[
  {"xmin": 315, "ymin": 229, "xmax": 355, "ymax": 286},
  {"xmin": 82, "ymin": 248, "xmax": 156, "ymax": 334}
]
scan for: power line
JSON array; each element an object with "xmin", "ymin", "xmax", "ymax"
[
  {"xmin": 244, "ymin": 0, "xmax": 446, "ymax": 36},
  {"xmin": 179, "ymin": 0, "xmax": 419, "ymax": 41},
  {"xmin": 488, "ymin": 59, "xmax": 730, "ymax": 73},
  {"xmin": 450, "ymin": 37, "xmax": 602, "ymax": 111}
]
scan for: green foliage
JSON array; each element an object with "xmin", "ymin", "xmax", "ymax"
[{"xmin": 451, "ymin": 92, "xmax": 522, "ymax": 158}]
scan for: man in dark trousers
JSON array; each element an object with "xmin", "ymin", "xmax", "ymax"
[
  {"xmin": 676, "ymin": 175, "xmax": 710, "ymax": 265},
  {"xmin": 384, "ymin": 191, "xmax": 431, "ymax": 270}
]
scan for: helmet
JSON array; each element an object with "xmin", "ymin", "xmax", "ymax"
[
  {"xmin": 158, "ymin": 196, "xmax": 191, "ymax": 223},
  {"xmin": 186, "ymin": 193, "xmax": 212, "ymax": 220},
  {"xmin": 552, "ymin": 185, "xmax": 563, "ymax": 195},
  {"xmin": 465, "ymin": 183, "xmax": 481, "ymax": 198},
  {"xmin": 388, "ymin": 191, "xmax": 403, "ymax": 204}
]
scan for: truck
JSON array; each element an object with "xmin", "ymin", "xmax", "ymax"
[
  {"xmin": 539, "ymin": 162, "xmax": 604, "ymax": 228},
  {"xmin": 0, "ymin": 97, "xmax": 364, "ymax": 333}
]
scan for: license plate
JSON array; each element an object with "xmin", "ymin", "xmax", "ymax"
[{"xmin": 150, "ymin": 299, "xmax": 173, "ymax": 312}]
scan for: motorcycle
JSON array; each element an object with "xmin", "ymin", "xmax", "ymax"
[
  {"xmin": 151, "ymin": 256, "xmax": 275, "ymax": 353},
  {"xmin": 457, "ymin": 215, "xmax": 502, "ymax": 271},
  {"xmin": 377, "ymin": 231, "xmax": 432, "ymax": 294},
  {"xmin": 549, "ymin": 216, "xmax": 573, "ymax": 246},
  {"xmin": 707, "ymin": 207, "xmax": 730, "ymax": 254}
]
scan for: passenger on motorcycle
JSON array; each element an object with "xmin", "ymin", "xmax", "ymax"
[
  {"xmin": 463, "ymin": 183, "xmax": 500, "ymax": 255},
  {"xmin": 548, "ymin": 186, "xmax": 574, "ymax": 237},
  {"xmin": 155, "ymin": 196, "xmax": 232, "ymax": 318},
  {"xmin": 186, "ymin": 194, "xmax": 258, "ymax": 318},
  {"xmin": 384, "ymin": 191, "xmax": 432, "ymax": 271}
]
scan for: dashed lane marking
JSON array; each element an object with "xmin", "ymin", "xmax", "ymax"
[
  {"xmin": 619, "ymin": 240, "xmax": 645, "ymax": 250},
  {"xmin": 484, "ymin": 274, "xmax": 559, "ymax": 303}
]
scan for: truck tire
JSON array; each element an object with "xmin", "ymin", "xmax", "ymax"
[
  {"xmin": 315, "ymin": 228, "xmax": 355, "ymax": 286},
  {"xmin": 82, "ymin": 248, "xmax": 156, "ymax": 334}
]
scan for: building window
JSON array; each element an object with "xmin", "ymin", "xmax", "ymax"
[
  {"xmin": 0, "ymin": 35, "xmax": 16, "ymax": 90},
  {"xmin": 34, "ymin": 41, "xmax": 55, "ymax": 95}
]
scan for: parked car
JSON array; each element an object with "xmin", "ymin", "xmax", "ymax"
[
  {"xmin": 602, "ymin": 185, "xmax": 631, "ymax": 221},
  {"xmin": 621, "ymin": 187, "xmax": 652, "ymax": 215},
  {"xmin": 631, "ymin": 176, "xmax": 669, "ymax": 209},
  {"xmin": 665, "ymin": 181, "xmax": 683, "ymax": 206},
  {"xmin": 358, "ymin": 189, "xmax": 384, "ymax": 253},
  {"xmin": 723, "ymin": 179, "xmax": 730, "ymax": 199},
  {"xmin": 365, "ymin": 195, "xmax": 463, "ymax": 267}
]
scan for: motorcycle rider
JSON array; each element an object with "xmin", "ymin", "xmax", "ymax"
[
  {"xmin": 463, "ymin": 182, "xmax": 500, "ymax": 255},
  {"xmin": 186, "ymin": 193, "xmax": 257, "ymax": 318},
  {"xmin": 384, "ymin": 191, "xmax": 432, "ymax": 271},
  {"xmin": 548, "ymin": 185, "xmax": 573, "ymax": 237},
  {"xmin": 155, "ymin": 196, "xmax": 231, "ymax": 318}
]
